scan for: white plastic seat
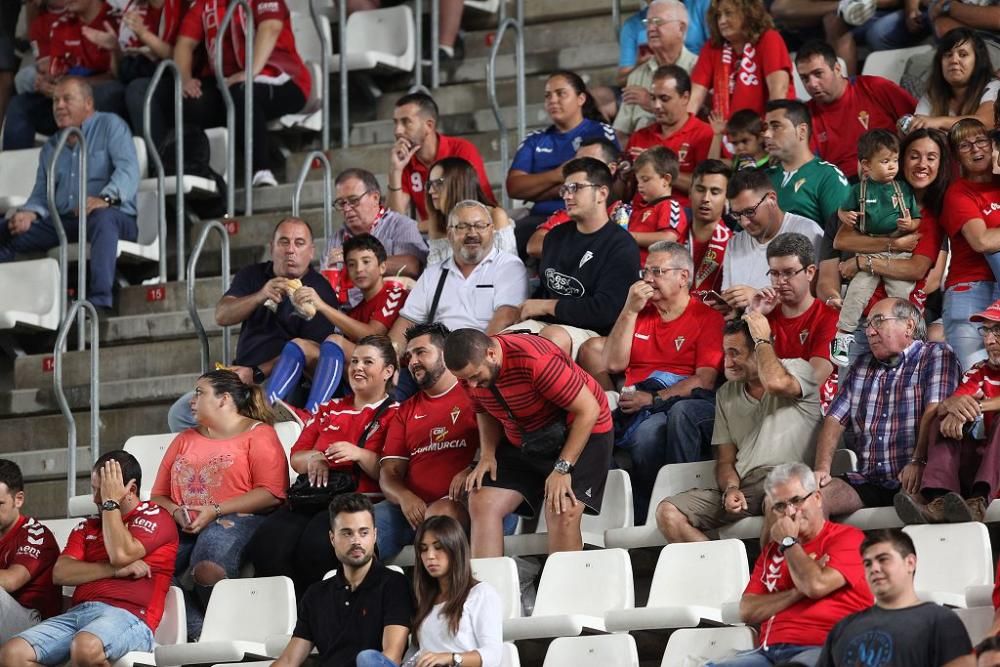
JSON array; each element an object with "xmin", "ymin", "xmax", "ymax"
[
  {"xmin": 114, "ymin": 586, "xmax": 187, "ymax": 667},
  {"xmin": 0, "ymin": 258, "xmax": 61, "ymax": 332},
  {"xmin": 139, "ymin": 127, "xmax": 227, "ymax": 198},
  {"xmin": 329, "ymin": 6, "xmax": 415, "ymax": 73},
  {"xmin": 271, "ymin": 12, "xmax": 329, "ymax": 132},
  {"xmin": 154, "ymin": 576, "xmax": 296, "ymax": 666},
  {"xmin": 464, "ymin": 0, "xmax": 500, "ymax": 11},
  {"xmin": 904, "ymin": 523, "xmax": 994, "ymax": 607},
  {"xmin": 605, "ymin": 539, "xmax": 750, "ymax": 632},
  {"xmin": 501, "ymin": 642, "xmax": 520, "ymax": 667},
  {"xmin": 472, "ymin": 556, "xmax": 521, "ymax": 620},
  {"xmin": 861, "ymin": 44, "xmax": 934, "ymax": 84},
  {"xmin": 0, "ymin": 146, "xmax": 41, "ymax": 210},
  {"xmin": 502, "ymin": 548, "xmax": 633, "ymax": 641},
  {"xmin": 542, "ymin": 634, "xmax": 640, "ymax": 667},
  {"xmin": 274, "ymin": 420, "xmax": 303, "ymax": 481},
  {"xmin": 661, "ymin": 627, "xmax": 758, "ymax": 666},
  {"xmin": 954, "ymin": 606, "xmax": 995, "ymax": 646},
  {"xmin": 45, "ymin": 517, "xmax": 82, "ymax": 550}
]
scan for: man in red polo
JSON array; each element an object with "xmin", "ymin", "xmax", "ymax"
[
  {"xmin": 387, "ymin": 92, "xmax": 495, "ymax": 222},
  {"xmin": 625, "ymin": 64, "xmax": 714, "ymax": 208}
]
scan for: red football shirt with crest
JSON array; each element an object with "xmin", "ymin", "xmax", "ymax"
[
  {"xmin": 624, "ymin": 298, "xmax": 725, "ymax": 386},
  {"xmin": 953, "ymin": 361, "xmax": 1000, "ymax": 436},
  {"xmin": 0, "ymin": 515, "xmax": 60, "ymax": 619},
  {"xmin": 768, "ymin": 298, "xmax": 838, "ymax": 364},
  {"xmin": 400, "ymin": 133, "xmax": 496, "ymax": 220},
  {"xmin": 348, "ymin": 282, "xmax": 407, "ymax": 332},
  {"xmin": 380, "ymin": 381, "xmax": 478, "ymax": 503},
  {"xmin": 625, "ymin": 114, "xmax": 714, "ymax": 208},
  {"xmin": 628, "ymin": 196, "xmax": 689, "ymax": 264},
  {"xmin": 690, "ymin": 221, "xmax": 733, "ymax": 297},
  {"xmin": 42, "ymin": 4, "xmax": 115, "ymax": 75}
]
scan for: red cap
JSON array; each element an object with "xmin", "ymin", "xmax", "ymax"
[{"xmin": 970, "ymin": 299, "xmax": 1000, "ymax": 323}]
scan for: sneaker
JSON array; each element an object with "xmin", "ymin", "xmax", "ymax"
[
  {"xmin": 838, "ymin": 0, "xmax": 876, "ymax": 25},
  {"xmin": 942, "ymin": 492, "xmax": 987, "ymax": 522},
  {"xmin": 272, "ymin": 398, "xmax": 307, "ymax": 428},
  {"xmin": 830, "ymin": 331, "xmax": 854, "ymax": 367},
  {"xmin": 893, "ymin": 492, "xmax": 946, "ymax": 524},
  {"xmin": 252, "ymin": 169, "xmax": 278, "ymax": 187}
]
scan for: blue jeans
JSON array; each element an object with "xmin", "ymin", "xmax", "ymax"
[
  {"xmin": 852, "ymin": 9, "xmax": 928, "ymax": 49},
  {"xmin": 356, "ymin": 649, "xmax": 399, "ymax": 667},
  {"xmin": 0, "ymin": 209, "xmax": 138, "ymax": 308},
  {"xmin": 943, "ymin": 281, "xmax": 994, "ymax": 372},
  {"xmin": 16, "ymin": 601, "xmax": 154, "ymax": 665},
  {"xmin": 168, "ymin": 391, "xmax": 197, "ymax": 432},
  {"xmin": 705, "ymin": 644, "xmax": 822, "ymax": 666},
  {"xmin": 374, "ymin": 500, "xmax": 519, "ymax": 562}
]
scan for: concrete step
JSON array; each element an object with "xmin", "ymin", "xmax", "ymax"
[
  {"xmin": 436, "ymin": 41, "xmax": 619, "ymax": 86},
  {"xmin": 23, "ymin": 478, "xmax": 91, "ymax": 520},
  {"xmin": 463, "ymin": 13, "xmax": 622, "ymax": 60},
  {"xmin": 118, "ymin": 277, "xmax": 226, "ymax": 316},
  {"xmin": 0, "ymin": 404, "xmax": 171, "ymax": 457},
  {"xmin": 191, "ymin": 209, "xmax": 332, "ymax": 253},
  {"xmin": 98, "ymin": 308, "xmax": 220, "ymax": 345},
  {"xmin": 2, "ymin": 372, "xmax": 198, "ymax": 418}
]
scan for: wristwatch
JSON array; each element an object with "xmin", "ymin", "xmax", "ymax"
[
  {"xmin": 101, "ymin": 499, "xmax": 121, "ymax": 512},
  {"xmin": 752, "ymin": 336, "xmax": 771, "ymax": 349},
  {"xmin": 553, "ymin": 459, "xmax": 575, "ymax": 475},
  {"xmin": 778, "ymin": 536, "xmax": 799, "ymax": 554},
  {"xmin": 940, "ymin": 0, "xmax": 952, "ymax": 14},
  {"xmin": 251, "ymin": 366, "xmax": 266, "ymax": 384},
  {"xmin": 101, "ymin": 194, "xmax": 121, "ymax": 207},
  {"xmin": 451, "ymin": 653, "xmax": 463, "ymax": 666}
]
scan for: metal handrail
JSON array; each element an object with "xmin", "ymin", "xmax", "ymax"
[
  {"xmin": 486, "ymin": 0, "xmax": 525, "ymax": 210},
  {"xmin": 214, "ymin": 0, "xmax": 254, "ymax": 217},
  {"xmin": 411, "ymin": 0, "xmax": 441, "ymax": 91},
  {"xmin": 143, "ymin": 59, "xmax": 186, "ymax": 283},
  {"xmin": 53, "ymin": 299, "xmax": 99, "ymax": 514},
  {"xmin": 309, "ymin": 0, "xmax": 331, "ymax": 152},
  {"xmin": 292, "ymin": 151, "xmax": 332, "ymax": 245},
  {"xmin": 337, "ymin": 0, "xmax": 348, "ymax": 147},
  {"xmin": 47, "ymin": 126, "xmax": 88, "ymax": 351},
  {"xmin": 431, "ymin": 0, "xmax": 440, "ymax": 89},
  {"xmin": 612, "ymin": 0, "xmax": 622, "ymax": 42},
  {"xmin": 187, "ymin": 220, "xmax": 232, "ymax": 373}
]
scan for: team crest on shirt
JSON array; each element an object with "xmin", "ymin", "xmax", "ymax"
[
  {"xmin": 572, "ymin": 136, "xmax": 583, "ymax": 151},
  {"xmin": 674, "ymin": 336, "xmax": 685, "ymax": 351},
  {"xmin": 450, "ymin": 406, "xmax": 461, "ymax": 424},
  {"xmin": 431, "ymin": 427, "xmax": 448, "ymax": 442},
  {"xmin": 857, "ymin": 110, "xmax": 870, "ymax": 129},
  {"xmin": 678, "ymin": 143, "xmax": 690, "ymax": 162},
  {"xmin": 793, "ymin": 178, "xmax": 806, "ymax": 193},
  {"xmin": 642, "ymin": 210, "xmax": 653, "ymax": 223},
  {"xmin": 799, "ymin": 329, "xmax": 809, "ymax": 345}
]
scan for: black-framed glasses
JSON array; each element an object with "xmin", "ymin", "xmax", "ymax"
[
  {"xmin": 956, "ymin": 136, "xmax": 990, "ymax": 153},
  {"xmin": 766, "ymin": 267, "xmax": 808, "ymax": 282},
  {"xmin": 978, "ymin": 325, "xmax": 1000, "ymax": 339},
  {"xmin": 731, "ymin": 193, "xmax": 770, "ymax": 221},
  {"xmin": 641, "ymin": 266, "xmax": 685, "ymax": 278},
  {"xmin": 333, "ymin": 191, "xmax": 374, "ymax": 210},
  {"xmin": 559, "ymin": 182, "xmax": 600, "ymax": 198},
  {"xmin": 448, "ymin": 221, "xmax": 493, "ymax": 233},
  {"xmin": 426, "ymin": 177, "xmax": 446, "ymax": 192},
  {"xmin": 863, "ymin": 315, "xmax": 902, "ymax": 331},
  {"xmin": 771, "ymin": 490, "xmax": 815, "ymax": 515}
]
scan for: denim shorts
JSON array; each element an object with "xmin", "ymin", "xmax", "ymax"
[{"xmin": 16, "ymin": 601, "xmax": 154, "ymax": 664}]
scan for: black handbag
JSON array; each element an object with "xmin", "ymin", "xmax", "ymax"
[{"xmin": 489, "ymin": 385, "xmax": 567, "ymax": 459}]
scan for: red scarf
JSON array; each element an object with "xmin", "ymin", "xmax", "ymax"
[{"xmin": 714, "ymin": 41, "xmax": 760, "ymax": 119}]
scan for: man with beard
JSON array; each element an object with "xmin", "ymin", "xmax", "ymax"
[
  {"xmin": 270, "ymin": 494, "xmax": 413, "ymax": 667},
  {"xmin": 374, "ymin": 323, "xmax": 478, "ymax": 561}
]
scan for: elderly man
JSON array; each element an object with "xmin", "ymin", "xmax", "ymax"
[
  {"xmin": 0, "ymin": 77, "xmax": 138, "ymax": 313},
  {"xmin": 613, "ymin": 0, "xmax": 697, "ymax": 142},
  {"xmin": 656, "ymin": 319, "xmax": 823, "ymax": 543},
  {"xmin": 814, "ymin": 298, "xmax": 961, "ymax": 517},
  {"xmin": 703, "ymin": 463, "xmax": 871, "ymax": 667}
]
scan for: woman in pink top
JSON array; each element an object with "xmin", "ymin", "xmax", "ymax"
[{"xmin": 151, "ymin": 369, "xmax": 288, "ymax": 639}]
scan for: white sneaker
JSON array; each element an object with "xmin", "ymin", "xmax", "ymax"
[
  {"xmin": 830, "ymin": 331, "xmax": 854, "ymax": 367},
  {"xmin": 838, "ymin": 0, "xmax": 876, "ymax": 25},
  {"xmin": 252, "ymin": 169, "xmax": 278, "ymax": 187}
]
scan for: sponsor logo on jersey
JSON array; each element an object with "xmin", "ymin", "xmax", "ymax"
[
  {"xmin": 544, "ymin": 269, "xmax": 585, "ymax": 297},
  {"xmin": 634, "ymin": 333, "xmax": 650, "ymax": 340},
  {"xmin": 431, "ymin": 427, "xmax": 448, "ymax": 442},
  {"xmin": 16, "ymin": 544, "xmax": 42, "ymax": 559},
  {"xmin": 413, "ymin": 437, "xmax": 469, "ymax": 456},
  {"xmin": 131, "ymin": 517, "xmax": 158, "ymax": 534}
]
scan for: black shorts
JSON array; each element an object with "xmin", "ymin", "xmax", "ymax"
[
  {"xmin": 0, "ymin": 0, "xmax": 21, "ymax": 71},
  {"xmin": 484, "ymin": 430, "xmax": 614, "ymax": 518},
  {"xmin": 839, "ymin": 475, "xmax": 899, "ymax": 507}
]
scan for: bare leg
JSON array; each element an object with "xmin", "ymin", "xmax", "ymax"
[
  {"xmin": 577, "ymin": 337, "xmax": 614, "ymax": 390},
  {"xmin": 0, "ymin": 637, "xmax": 46, "ymax": 667},
  {"xmin": 824, "ymin": 12, "xmax": 858, "ymax": 75},
  {"xmin": 426, "ymin": 497, "xmax": 470, "ymax": 534},
  {"xmin": 538, "ymin": 325, "xmax": 573, "ymax": 358},
  {"xmin": 545, "ymin": 500, "xmax": 585, "ymax": 553},
  {"xmin": 819, "ymin": 478, "xmax": 864, "ymax": 516},
  {"xmin": 655, "ymin": 500, "xmax": 710, "ymax": 543},
  {"xmin": 70, "ymin": 631, "xmax": 111, "ymax": 667},
  {"xmin": 439, "ymin": 0, "xmax": 464, "ymax": 49},
  {"xmin": 468, "ymin": 487, "xmax": 522, "ymax": 557}
]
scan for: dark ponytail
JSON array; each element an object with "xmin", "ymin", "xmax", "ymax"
[
  {"xmin": 200, "ymin": 369, "xmax": 275, "ymax": 425},
  {"xmin": 549, "ymin": 70, "xmax": 605, "ymax": 124}
]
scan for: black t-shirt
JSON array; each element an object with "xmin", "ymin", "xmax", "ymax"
[
  {"xmin": 225, "ymin": 262, "xmax": 337, "ymax": 367},
  {"xmin": 293, "ymin": 564, "xmax": 414, "ymax": 667},
  {"xmin": 818, "ymin": 602, "xmax": 972, "ymax": 667},
  {"xmin": 537, "ymin": 219, "xmax": 641, "ymax": 336}
]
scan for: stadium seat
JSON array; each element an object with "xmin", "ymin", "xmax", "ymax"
[
  {"xmin": 605, "ymin": 539, "xmax": 750, "ymax": 632},
  {"xmin": 45, "ymin": 517, "xmax": 82, "ymax": 550},
  {"xmin": 502, "ymin": 548, "xmax": 633, "ymax": 641},
  {"xmin": 464, "ymin": 0, "xmax": 500, "ymax": 11},
  {"xmin": 274, "ymin": 420, "xmax": 303, "ymax": 481},
  {"xmin": 274, "ymin": 12, "xmax": 331, "ymax": 132},
  {"xmin": 904, "ymin": 523, "xmax": 994, "ymax": 607},
  {"xmin": 501, "ymin": 642, "xmax": 521, "ymax": 667},
  {"xmin": 660, "ymin": 627, "xmax": 758, "ymax": 666},
  {"xmin": 154, "ymin": 576, "xmax": 297, "ymax": 666},
  {"xmin": 861, "ymin": 44, "xmax": 934, "ymax": 84},
  {"xmin": 472, "ymin": 556, "xmax": 522, "ymax": 620},
  {"xmin": 114, "ymin": 586, "xmax": 187, "ymax": 667},
  {"xmin": 542, "ymin": 634, "xmax": 640, "ymax": 667},
  {"xmin": 0, "ymin": 146, "xmax": 41, "ymax": 210},
  {"xmin": 0, "ymin": 258, "xmax": 61, "ymax": 332},
  {"xmin": 329, "ymin": 5, "xmax": 416, "ymax": 74},
  {"xmin": 139, "ymin": 127, "xmax": 228, "ymax": 197},
  {"xmin": 954, "ymin": 606, "xmax": 995, "ymax": 646}
]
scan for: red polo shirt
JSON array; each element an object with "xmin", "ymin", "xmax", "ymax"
[
  {"xmin": 43, "ymin": 4, "xmax": 115, "ymax": 76},
  {"xmin": 625, "ymin": 114, "xmax": 714, "ymax": 208},
  {"xmin": 402, "ymin": 133, "xmax": 496, "ymax": 220}
]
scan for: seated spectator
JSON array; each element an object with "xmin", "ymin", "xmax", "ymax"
[
  {"xmin": 687, "ymin": 0, "xmax": 794, "ymax": 119},
  {"xmin": 656, "ymin": 320, "xmax": 823, "ymax": 543},
  {"xmin": 0, "ymin": 451, "xmax": 178, "ymax": 667},
  {"xmin": 509, "ymin": 157, "xmax": 641, "ymax": 360},
  {"xmin": 626, "ymin": 147, "xmax": 689, "ymax": 263},
  {"xmin": 813, "ymin": 298, "xmax": 960, "ymax": 516},
  {"xmin": 173, "ymin": 0, "xmax": 311, "ymax": 187},
  {"xmin": 1, "ymin": 0, "xmax": 126, "ymax": 149},
  {"xmin": 150, "ymin": 369, "xmax": 287, "ymax": 638},
  {"xmin": 704, "ymin": 463, "xmax": 871, "ymax": 667},
  {"xmin": 358, "ymin": 516, "xmax": 503, "ymax": 667},
  {"xmin": 625, "ymin": 65, "xmax": 714, "ymax": 207},
  {"xmin": 719, "ymin": 168, "xmax": 823, "ymax": 310},
  {"xmin": 0, "ymin": 460, "xmax": 60, "ymax": 643},
  {"xmin": 707, "ymin": 108, "xmax": 769, "ymax": 170},
  {"xmin": 614, "ymin": 0, "xmax": 697, "ymax": 143},
  {"xmin": 270, "ymin": 494, "xmax": 413, "ymax": 667},
  {"xmin": 13, "ymin": 0, "xmax": 66, "ymax": 99},
  {"xmin": 424, "ymin": 157, "xmax": 515, "ymax": 265},
  {"xmin": 819, "ymin": 529, "xmax": 973, "ymax": 667},
  {"xmin": 444, "ymin": 329, "xmax": 614, "ymax": 557},
  {"xmin": 166, "ymin": 218, "xmax": 337, "ymax": 432},
  {"xmin": 795, "ymin": 40, "xmax": 918, "ymax": 177},
  {"xmin": 688, "ymin": 159, "xmax": 735, "ymax": 298},
  {"xmin": 387, "ymin": 92, "xmax": 495, "ymax": 224},
  {"xmin": 266, "ymin": 234, "xmax": 406, "ymax": 414},
  {"xmin": 0, "ymin": 77, "xmax": 138, "ymax": 313},
  {"xmin": 506, "ymin": 71, "xmax": 618, "ymax": 255},
  {"xmin": 375, "ymin": 323, "xmax": 477, "ymax": 562},
  {"xmin": 247, "ymin": 336, "xmax": 398, "ymax": 595},
  {"xmin": 911, "ymin": 29, "xmax": 998, "ymax": 133}
]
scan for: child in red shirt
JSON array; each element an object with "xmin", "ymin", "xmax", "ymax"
[{"xmin": 629, "ymin": 146, "xmax": 689, "ymax": 264}]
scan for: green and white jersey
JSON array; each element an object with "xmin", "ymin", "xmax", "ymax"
[{"xmin": 768, "ymin": 157, "xmax": 850, "ymax": 227}]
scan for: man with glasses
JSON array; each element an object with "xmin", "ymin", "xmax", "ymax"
[
  {"xmin": 719, "ymin": 169, "xmax": 823, "ymax": 311},
  {"xmin": 704, "ymin": 463, "xmax": 871, "ymax": 667},
  {"xmin": 507, "ymin": 158, "xmax": 640, "ymax": 361},
  {"xmin": 656, "ymin": 319, "xmax": 823, "ymax": 544},
  {"xmin": 813, "ymin": 298, "xmax": 961, "ymax": 519}
]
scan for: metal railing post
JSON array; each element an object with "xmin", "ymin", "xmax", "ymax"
[
  {"xmin": 143, "ymin": 59, "xmax": 185, "ymax": 283},
  {"xmin": 338, "ymin": 0, "xmax": 349, "ymax": 147},
  {"xmin": 53, "ymin": 299, "xmax": 99, "ymax": 513},
  {"xmin": 214, "ymin": 0, "xmax": 254, "ymax": 217},
  {"xmin": 187, "ymin": 221, "xmax": 232, "ymax": 373},
  {"xmin": 430, "ymin": 0, "xmax": 439, "ymax": 89},
  {"xmin": 47, "ymin": 127, "xmax": 87, "ymax": 351},
  {"xmin": 309, "ymin": 0, "xmax": 330, "ymax": 152},
  {"xmin": 413, "ymin": 0, "xmax": 422, "ymax": 91},
  {"xmin": 612, "ymin": 0, "xmax": 622, "ymax": 42},
  {"xmin": 486, "ymin": 0, "xmax": 525, "ymax": 210},
  {"xmin": 292, "ymin": 151, "xmax": 332, "ymax": 245}
]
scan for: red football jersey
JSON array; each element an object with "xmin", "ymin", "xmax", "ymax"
[
  {"xmin": 381, "ymin": 382, "xmax": 478, "ymax": 503},
  {"xmin": 62, "ymin": 503, "xmax": 178, "ymax": 631},
  {"xmin": 626, "ymin": 114, "xmax": 714, "ymax": 208},
  {"xmin": 625, "ymin": 298, "xmax": 725, "ymax": 386},
  {"xmin": 690, "ymin": 221, "xmax": 733, "ymax": 297},
  {"xmin": 954, "ymin": 361, "xmax": 1000, "ymax": 436},
  {"xmin": 348, "ymin": 282, "xmax": 407, "ymax": 332},
  {"xmin": 43, "ymin": 4, "xmax": 115, "ymax": 75},
  {"xmin": 0, "ymin": 515, "xmax": 60, "ymax": 619},
  {"xmin": 768, "ymin": 298, "xmax": 838, "ymax": 364},
  {"xmin": 401, "ymin": 133, "xmax": 496, "ymax": 220},
  {"xmin": 628, "ymin": 196, "xmax": 689, "ymax": 264},
  {"xmin": 940, "ymin": 179, "xmax": 1000, "ymax": 289}
]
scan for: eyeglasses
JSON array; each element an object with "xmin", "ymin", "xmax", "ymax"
[
  {"xmin": 766, "ymin": 267, "xmax": 808, "ymax": 282},
  {"xmin": 863, "ymin": 315, "xmax": 901, "ymax": 331},
  {"xmin": 956, "ymin": 136, "xmax": 990, "ymax": 153},
  {"xmin": 771, "ymin": 490, "xmax": 815, "ymax": 515},
  {"xmin": 559, "ymin": 182, "xmax": 600, "ymax": 198},
  {"xmin": 641, "ymin": 266, "xmax": 685, "ymax": 278},
  {"xmin": 333, "ymin": 191, "xmax": 373, "ymax": 210},
  {"xmin": 448, "ymin": 221, "xmax": 493, "ymax": 233},
  {"xmin": 731, "ymin": 193, "xmax": 770, "ymax": 221},
  {"xmin": 426, "ymin": 177, "xmax": 446, "ymax": 192},
  {"xmin": 641, "ymin": 17, "xmax": 683, "ymax": 27},
  {"xmin": 978, "ymin": 325, "xmax": 1000, "ymax": 339}
]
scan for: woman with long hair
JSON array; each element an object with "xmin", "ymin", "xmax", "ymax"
[
  {"xmin": 246, "ymin": 335, "xmax": 400, "ymax": 595},
  {"xmin": 912, "ymin": 28, "xmax": 998, "ymax": 132},
  {"xmin": 150, "ymin": 369, "xmax": 288, "ymax": 638},
  {"xmin": 357, "ymin": 515, "xmax": 503, "ymax": 667},
  {"xmin": 425, "ymin": 157, "xmax": 516, "ymax": 265}
]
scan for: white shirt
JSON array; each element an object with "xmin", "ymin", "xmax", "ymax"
[
  {"xmin": 915, "ymin": 79, "xmax": 1000, "ymax": 115},
  {"xmin": 721, "ymin": 213, "xmax": 824, "ymax": 290},
  {"xmin": 416, "ymin": 582, "xmax": 503, "ymax": 667}
]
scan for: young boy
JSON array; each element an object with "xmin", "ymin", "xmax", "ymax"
[
  {"xmin": 629, "ymin": 146, "xmax": 688, "ymax": 263},
  {"xmin": 830, "ymin": 129, "xmax": 921, "ymax": 366},
  {"xmin": 709, "ymin": 108, "xmax": 770, "ymax": 170}
]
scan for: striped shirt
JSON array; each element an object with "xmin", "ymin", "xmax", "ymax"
[{"xmin": 828, "ymin": 340, "xmax": 960, "ymax": 486}]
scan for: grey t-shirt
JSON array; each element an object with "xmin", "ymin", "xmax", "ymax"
[{"xmin": 721, "ymin": 213, "xmax": 824, "ymax": 290}]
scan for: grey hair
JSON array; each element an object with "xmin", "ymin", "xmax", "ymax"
[
  {"xmin": 650, "ymin": 0, "xmax": 689, "ymax": 23},
  {"xmin": 58, "ymin": 76, "xmax": 94, "ymax": 102},
  {"xmin": 447, "ymin": 200, "xmax": 492, "ymax": 229},
  {"xmin": 890, "ymin": 298, "xmax": 926, "ymax": 341},
  {"xmin": 764, "ymin": 463, "xmax": 818, "ymax": 497},
  {"xmin": 648, "ymin": 240, "xmax": 694, "ymax": 287}
]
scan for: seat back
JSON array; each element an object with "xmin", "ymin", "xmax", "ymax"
[
  {"xmin": 646, "ymin": 539, "xmax": 750, "ymax": 609},
  {"xmin": 904, "ymin": 523, "xmax": 994, "ymax": 601},
  {"xmin": 661, "ymin": 627, "xmax": 758, "ymax": 666},
  {"xmin": 471, "ymin": 556, "xmax": 521, "ymax": 620},
  {"xmin": 289, "ymin": 12, "xmax": 331, "ymax": 115},
  {"xmin": 532, "ymin": 548, "xmax": 633, "ymax": 617},
  {"xmin": 45, "ymin": 517, "xmax": 83, "ymax": 550},
  {"xmin": 204, "ymin": 127, "xmax": 229, "ymax": 179},
  {"xmin": 0, "ymin": 146, "xmax": 42, "ymax": 207},
  {"xmin": 0, "ymin": 258, "xmax": 61, "ymax": 332},
  {"xmin": 156, "ymin": 586, "xmax": 188, "ymax": 645},
  {"xmin": 123, "ymin": 433, "xmax": 179, "ymax": 501},
  {"xmin": 200, "ymin": 576, "xmax": 297, "ymax": 642},
  {"xmin": 501, "ymin": 642, "xmax": 520, "ymax": 667},
  {"xmin": 954, "ymin": 606, "xmax": 994, "ymax": 646},
  {"xmin": 861, "ymin": 45, "xmax": 934, "ymax": 83},
  {"xmin": 543, "ymin": 635, "xmax": 640, "ymax": 667},
  {"xmin": 274, "ymin": 420, "xmax": 303, "ymax": 480},
  {"xmin": 643, "ymin": 461, "xmax": 715, "ymax": 525},
  {"xmin": 345, "ymin": 6, "xmax": 414, "ymax": 61}
]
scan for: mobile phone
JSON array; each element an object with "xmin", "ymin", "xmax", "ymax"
[{"xmin": 702, "ymin": 290, "xmax": 734, "ymax": 312}]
